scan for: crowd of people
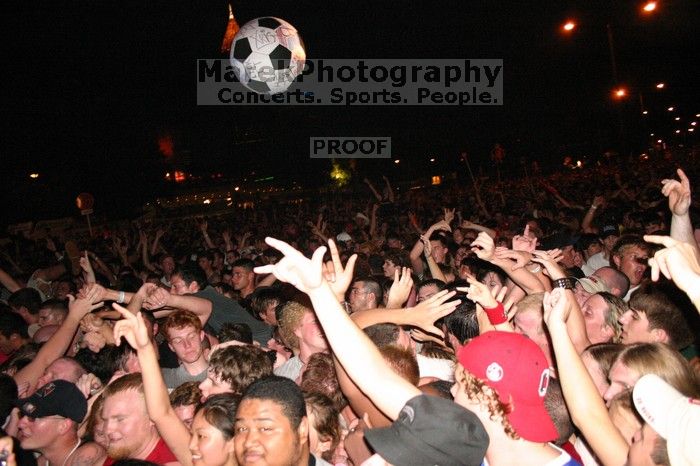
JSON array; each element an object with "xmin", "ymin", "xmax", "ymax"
[{"xmin": 0, "ymin": 158, "xmax": 699, "ymax": 466}]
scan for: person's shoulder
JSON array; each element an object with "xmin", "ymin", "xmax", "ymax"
[{"xmin": 70, "ymin": 441, "xmax": 106, "ymax": 466}]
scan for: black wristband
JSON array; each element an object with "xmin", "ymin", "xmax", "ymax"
[{"xmin": 553, "ymin": 278, "xmax": 575, "ymax": 290}]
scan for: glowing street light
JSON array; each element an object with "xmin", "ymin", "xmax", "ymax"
[
  {"xmin": 675, "ymin": 130, "xmax": 681, "ymax": 134},
  {"xmin": 643, "ymin": 2, "xmax": 657, "ymax": 13},
  {"xmin": 691, "ymin": 122, "xmax": 697, "ymax": 126},
  {"xmin": 562, "ymin": 21, "xmax": 576, "ymax": 32},
  {"xmin": 667, "ymin": 107, "xmax": 674, "ymax": 111},
  {"xmin": 394, "ymin": 159, "xmax": 401, "ymax": 164},
  {"xmin": 613, "ymin": 87, "xmax": 627, "ymax": 98},
  {"xmin": 675, "ymin": 117, "xmax": 681, "ymax": 121},
  {"xmin": 689, "ymin": 128, "xmax": 695, "ymax": 132},
  {"xmin": 642, "ymin": 110, "xmax": 649, "ymax": 115},
  {"xmin": 656, "ymin": 82, "xmax": 665, "ymax": 89},
  {"xmin": 29, "ymin": 173, "xmax": 39, "ymax": 179}
]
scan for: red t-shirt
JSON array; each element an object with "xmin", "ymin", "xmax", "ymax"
[{"xmin": 103, "ymin": 438, "xmax": 178, "ymax": 465}]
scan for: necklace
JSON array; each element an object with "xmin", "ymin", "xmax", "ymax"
[{"xmin": 47, "ymin": 439, "xmax": 81, "ymax": 466}]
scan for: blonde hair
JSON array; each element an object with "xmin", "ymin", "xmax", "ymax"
[
  {"xmin": 278, "ymin": 301, "xmax": 311, "ymax": 351},
  {"xmin": 455, "ymin": 368, "xmax": 519, "ymax": 439},
  {"xmin": 616, "ymin": 343, "xmax": 700, "ymax": 398}
]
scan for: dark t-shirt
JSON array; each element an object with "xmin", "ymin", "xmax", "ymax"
[{"xmin": 194, "ymin": 286, "xmax": 272, "ymax": 344}]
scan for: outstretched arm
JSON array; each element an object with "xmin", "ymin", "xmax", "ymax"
[
  {"xmin": 255, "ymin": 238, "xmax": 423, "ymax": 420},
  {"xmin": 14, "ymin": 292, "xmax": 103, "ymax": 392},
  {"xmin": 113, "ymin": 303, "xmax": 193, "ymax": 466},
  {"xmin": 662, "ymin": 168, "xmax": 698, "ymax": 248},
  {"xmin": 543, "ymin": 289, "xmax": 628, "ymax": 466}
]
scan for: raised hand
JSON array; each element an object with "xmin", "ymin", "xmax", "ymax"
[
  {"xmin": 543, "ymin": 288, "xmax": 570, "ymax": 328},
  {"xmin": 494, "ymin": 247, "xmax": 531, "ymax": 270},
  {"xmin": 443, "ymin": 208, "xmax": 455, "ymax": 225},
  {"xmin": 143, "ymin": 286, "xmax": 171, "ymax": 310},
  {"xmin": 471, "ymin": 232, "xmax": 495, "ymax": 261},
  {"xmin": 404, "ymin": 289, "xmax": 460, "ymax": 336},
  {"xmin": 661, "ymin": 168, "xmax": 692, "ymax": 216},
  {"xmin": 531, "ymin": 249, "xmax": 566, "ymax": 280},
  {"xmin": 112, "ymin": 303, "xmax": 151, "ymax": 350},
  {"xmin": 254, "ymin": 237, "xmax": 328, "ymax": 294},
  {"xmin": 457, "ymin": 276, "xmax": 497, "ymax": 309},
  {"xmin": 319, "ymin": 239, "xmax": 357, "ymax": 301},
  {"xmin": 80, "ymin": 282, "xmax": 108, "ymax": 303},
  {"xmin": 386, "ymin": 267, "xmax": 413, "ymax": 308},
  {"xmin": 76, "ymin": 373, "xmax": 103, "ymax": 398},
  {"xmin": 512, "ymin": 224, "xmax": 537, "ymax": 252},
  {"xmin": 644, "ymin": 235, "xmax": 700, "ymax": 293},
  {"xmin": 68, "ymin": 293, "xmax": 104, "ymax": 320},
  {"xmin": 430, "ymin": 219, "xmax": 452, "ymax": 233}
]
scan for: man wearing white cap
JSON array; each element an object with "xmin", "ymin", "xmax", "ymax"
[{"xmin": 631, "ymin": 373, "xmax": 700, "ymax": 466}]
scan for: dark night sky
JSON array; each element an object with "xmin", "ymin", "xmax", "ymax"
[{"xmin": 2, "ymin": 0, "xmax": 699, "ymax": 223}]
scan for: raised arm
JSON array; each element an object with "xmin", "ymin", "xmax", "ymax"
[
  {"xmin": 662, "ymin": 168, "xmax": 698, "ymax": 248},
  {"xmin": 143, "ymin": 288, "xmax": 213, "ymax": 327},
  {"xmin": 0, "ymin": 266, "xmax": 21, "ymax": 293},
  {"xmin": 645, "ymin": 234, "xmax": 700, "ymax": 311},
  {"xmin": 14, "ymin": 292, "xmax": 103, "ymax": 392},
  {"xmin": 543, "ymin": 289, "xmax": 628, "ymax": 466},
  {"xmin": 113, "ymin": 303, "xmax": 193, "ymax": 466},
  {"xmin": 255, "ymin": 238, "xmax": 422, "ymax": 420}
]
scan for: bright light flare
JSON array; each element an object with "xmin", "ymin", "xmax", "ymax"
[
  {"xmin": 394, "ymin": 159, "xmax": 400, "ymax": 164},
  {"xmin": 29, "ymin": 173, "xmax": 39, "ymax": 179},
  {"xmin": 613, "ymin": 88, "xmax": 627, "ymax": 98},
  {"xmin": 667, "ymin": 107, "xmax": 674, "ymax": 111},
  {"xmin": 562, "ymin": 21, "xmax": 576, "ymax": 32},
  {"xmin": 656, "ymin": 82, "xmax": 665, "ymax": 89},
  {"xmin": 643, "ymin": 2, "xmax": 657, "ymax": 13}
]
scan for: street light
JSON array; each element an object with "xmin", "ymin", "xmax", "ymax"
[
  {"xmin": 668, "ymin": 107, "xmax": 674, "ymax": 111},
  {"xmin": 642, "ymin": 2, "xmax": 657, "ymax": 13},
  {"xmin": 613, "ymin": 87, "xmax": 627, "ymax": 98},
  {"xmin": 562, "ymin": 21, "xmax": 576, "ymax": 32},
  {"xmin": 656, "ymin": 82, "xmax": 665, "ymax": 89}
]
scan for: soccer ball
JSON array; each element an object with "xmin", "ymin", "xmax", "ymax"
[{"xmin": 229, "ymin": 17, "xmax": 306, "ymax": 94}]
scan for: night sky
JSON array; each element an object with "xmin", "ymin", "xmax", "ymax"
[{"xmin": 3, "ymin": 0, "xmax": 699, "ymax": 223}]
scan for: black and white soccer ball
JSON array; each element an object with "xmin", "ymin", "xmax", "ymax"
[{"xmin": 229, "ymin": 17, "xmax": 306, "ymax": 95}]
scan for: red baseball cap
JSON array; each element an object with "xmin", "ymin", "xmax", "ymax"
[{"xmin": 457, "ymin": 331, "xmax": 558, "ymax": 442}]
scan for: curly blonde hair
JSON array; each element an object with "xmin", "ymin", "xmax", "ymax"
[
  {"xmin": 278, "ymin": 301, "xmax": 311, "ymax": 351},
  {"xmin": 455, "ymin": 368, "xmax": 519, "ymax": 440}
]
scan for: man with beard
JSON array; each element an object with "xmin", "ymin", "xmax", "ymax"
[
  {"xmin": 100, "ymin": 373, "xmax": 179, "ymax": 465},
  {"xmin": 160, "ymin": 310, "xmax": 209, "ymax": 389},
  {"xmin": 16, "ymin": 380, "xmax": 104, "ymax": 466}
]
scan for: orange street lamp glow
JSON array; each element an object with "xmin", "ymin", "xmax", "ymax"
[
  {"xmin": 656, "ymin": 82, "xmax": 665, "ymax": 89},
  {"xmin": 29, "ymin": 173, "xmax": 39, "ymax": 179},
  {"xmin": 614, "ymin": 88, "xmax": 627, "ymax": 98},
  {"xmin": 643, "ymin": 2, "xmax": 657, "ymax": 12},
  {"xmin": 563, "ymin": 21, "xmax": 576, "ymax": 32}
]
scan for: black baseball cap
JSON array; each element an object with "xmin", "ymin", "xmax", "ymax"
[
  {"xmin": 16, "ymin": 380, "xmax": 87, "ymax": 423},
  {"xmin": 365, "ymin": 395, "xmax": 489, "ymax": 466}
]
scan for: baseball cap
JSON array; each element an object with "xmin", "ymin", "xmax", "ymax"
[
  {"xmin": 576, "ymin": 276, "xmax": 610, "ymax": 294},
  {"xmin": 542, "ymin": 232, "xmax": 579, "ymax": 251},
  {"xmin": 633, "ymin": 374, "xmax": 700, "ymax": 466},
  {"xmin": 364, "ymin": 394, "xmax": 489, "ymax": 466},
  {"xmin": 600, "ymin": 225, "xmax": 619, "ymax": 239},
  {"xmin": 336, "ymin": 232, "xmax": 352, "ymax": 243},
  {"xmin": 16, "ymin": 380, "xmax": 87, "ymax": 423},
  {"xmin": 457, "ymin": 331, "xmax": 558, "ymax": 442}
]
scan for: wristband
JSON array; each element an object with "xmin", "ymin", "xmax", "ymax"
[
  {"xmin": 117, "ymin": 291, "xmax": 126, "ymax": 304},
  {"xmin": 483, "ymin": 302, "xmax": 508, "ymax": 325},
  {"xmin": 553, "ymin": 278, "xmax": 575, "ymax": 290}
]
